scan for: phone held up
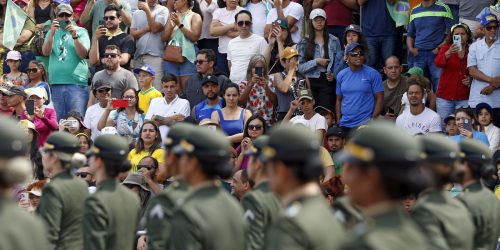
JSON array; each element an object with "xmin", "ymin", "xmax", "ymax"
[
  {"xmin": 255, "ymin": 67, "xmax": 263, "ymax": 77},
  {"xmin": 463, "ymin": 118, "xmax": 473, "ymax": 132},
  {"xmin": 453, "ymin": 35, "xmax": 462, "ymax": 51},
  {"xmin": 26, "ymin": 99, "xmax": 35, "ymax": 116},
  {"xmin": 112, "ymin": 99, "xmax": 129, "ymax": 109}
]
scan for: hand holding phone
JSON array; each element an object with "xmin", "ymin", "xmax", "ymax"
[
  {"xmin": 453, "ymin": 35, "xmax": 462, "ymax": 51},
  {"xmin": 26, "ymin": 99, "xmax": 35, "ymax": 116},
  {"xmin": 463, "ymin": 118, "xmax": 473, "ymax": 132},
  {"xmin": 112, "ymin": 99, "xmax": 129, "ymax": 109},
  {"xmin": 58, "ymin": 20, "xmax": 68, "ymax": 29},
  {"xmin": 255, "ymin": 67, "xmax": 263, "ymax": 77}
]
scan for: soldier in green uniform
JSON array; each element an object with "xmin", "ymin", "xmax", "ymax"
[
  {"xmin": 331, "ymin": 196, "xmax": 364, "ymax": 230},
  {"xmin": 457, "ymin": 139, "xmax": 500, "ymax": 250},
  {"xmin": 37, "ymin": 132, "xmax": 89, "ymax": 250},
  {"xmin": 83, "ymin": 134, "xmax": 141, "ymax": 250},
  {"xmin": 242, "ymin": 135, "xmax": 281, "ymax": 250},
  {"xmin": 0, "ymin": 118, "xmax": 49, "ymax": 250},
  {"xmin": 145, "ymin": 122, "xmax": 194, "ymax": 250},
  {"xmin": 169, "ymin": 126, "xmax": 246, "ymax": 250},
  {"xmin": 261, "ymin": 125, "xmax": 345, "ymax": 250},
  {"xmin": 412, "ymin": 134, "xmax": 474, "ymax": 250},
  {"xmin": 337, "ymin": 121, "xmax": 429, "ymax": 250}
]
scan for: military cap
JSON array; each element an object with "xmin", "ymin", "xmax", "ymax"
[
  {"xmin": 164, "ymin": 122, "xmax": 195, "ymax": 148},
  {"xmin": 260, "ymin": 125, "xmax": 321, "ymax": 162},
  {"xmin": 339, "ymin": 121, "xmax": 422, "ymax": 164},
  {"xmin": 173, "ymin": 126, "xmax": 231, "ymax": 162},
  {"xmin": 418, "ymin": 134, "xmax": 460, "ymax": 163},
  {"xmin": 0, "ymin": 118, "xmax": 28, "ymax": 158},
  {"xmin": 459, "ymin": 139, "xmax": 492, "ymax": 164},
  {"xmin": 42, "ymin": 132, "xmax": 80, "ymax": 154},
  {"xmin": 88, "ymin": 134, "xmax": 129, "ymax": 160},
  {"xmin": 244, "ymin": 135, "xmax": 269, "ymax": 156}
]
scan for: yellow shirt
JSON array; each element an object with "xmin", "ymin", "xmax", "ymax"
[
  {"xmin": 138, "ymin": 87, "xmax": 163, "ymax": 113},
  {"xmin": 320, "ymin": 146, "xmax": 334, "ymax": 168},
  {"xmin": 127, "ymin": 148, "xmax": 165, "ymax": 172}
]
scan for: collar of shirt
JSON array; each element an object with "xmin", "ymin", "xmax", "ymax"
[
  {"xmin": 163, "ymin": 95, "xmax": 179, "ymax": 105},
  {"xmin": 105, "ymin": 29, "xmax": 124, "ymax": 39}
]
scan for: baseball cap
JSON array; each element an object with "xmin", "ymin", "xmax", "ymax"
[
  {"xmin": 6, "ymin": 50, "xmax": 21, "ymax": 61},
  {"xmin": 201, "ymin": 74, "xmax": 219, "ymax": 86},
  {"xmin": 404, "ymin": 66, "xmax": 424, "ymax": 77},
  {"xmin": 14, "ymin": 0, "xmax": 29, "ymax": 5},
  {"xmin": 92, "ymin": 80, "xmax": 112, "ymax": 90},
  {"xmin": 297, "ymin": 89, "xmax": 313, "ymax": 101},
  {"xmin": 475, "ymin": 102, "xmax": 493, "ymax": 114},
  {"xmin": 281, "ymin": 47, "xmax": 299, "ymax": 60},
  {"xmin": 53, "ymin": 0, "xmax": 70, "ymax": 5},
  {"xmin": 133, "ymin": 64, "xmax": 156, "ymax": 76},
  {"xmin": 56, "ymin": 4, "xmax": 73, "ymax": 16},
  {"xmin": 0, "ymin": 85, "xmax": 27, "ymax": 98},
  {"xmin": 326, "ymin": 126, "xmax": 345, "ymax": 138},
  {"xmin": 314, "ymin": 106, "xmax": 334, "ymax": 116},
  {"xmin": 274, "ymin": 17, "xmax": 288, "ymax": 29},
  {"xmin": 345, "ymin": 24, "xmax": 361, "ymax": 34},
  {"xmin": 444, "ymin": 114, "xmax": 455, "ymax": 124},
  {"xmin": 345, "ymin": 42, "xmax": 364, "ymax": 54},
  {"xmin": 479, "ymin": 13, "xmax": 499, "ymax": 27},
  {"xmin": 25, "ymin": 87, "xmax": 48, "ymax": 100},
  {"xmin": 309, "ymin": 8, "xmax": 327, "ymax": 20}
]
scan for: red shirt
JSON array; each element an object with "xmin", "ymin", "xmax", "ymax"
[
  {"xmin": 434, "ymin": 43, "xmax": 470, "ymax": 101},
  {"xmin": 324, "ymin": 0, "xmax": 352, "ymax": 26}
]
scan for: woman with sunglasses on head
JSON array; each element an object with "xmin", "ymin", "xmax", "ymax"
[
  {"xmin": 434, "ymin": 23, "xmax": 472, "ymax": 122},
  {"xmin": 450, "ymin": 106, "xmax": 489, "ymax": 146},
  {"xmin": 128, "ymin": 121, "xmax": 165, "ymax": 172},
  {"xmin": 475, "ymin": 102, "xmax": 500, "ymax": 151},
  {"xmin": 234, "ymin": 114, "xmax": 266, "ymax": 170},
  {"xmin": 24, "ymin": 60, "xmax": 51, "ymax": 106},
  {"xmin": 161, "ymin": 0, "xmax": 203, "ymax": 90},
  {"xmin": 297, "ymin": 8, "xmax": 342, "ymax": 112},
  {"xmin": 98, "ymin": 88, "xmax": 145, "ymax": 145}
]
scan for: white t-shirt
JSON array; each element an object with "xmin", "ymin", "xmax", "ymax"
[
  {"xmin": 197, "ymin": 0, "xmax": 219, "ymax": 39},
  {"xmin": 145, "ymin": 96, "xmax": 191, "ymax": 141},
  {"xmin": 290, "ymin": 113, "xmax": 328, "ymax": 132},
  {"xmin": 227, "ymin": 33, "xmax": 268, "ymax": 84},
  {"xmin": 212, "ymin": 6, "xmax": 245, "ymax": 54},
  {"xmin": 84, "ymin": 103, "xmax": 107, "ymax": 141},
  {"xmin": 396, "ymin": 107, "xmax": 442, "ymax": 135},
  {"xmin": 247, "ymin": 2, "xmax": 267, "ymax": 37},
  {"xmin": 265, "ymin": 2, "xmax": 304, "ymax": 43}
]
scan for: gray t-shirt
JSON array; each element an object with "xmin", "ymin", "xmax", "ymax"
[
  {"xmin": 91, "ymin": 68, "xmax": 139, "ymax": 99},
  {"xmin": 131, "ymin": 4, "xmax": 169, "ymax": 58},
  {"xmin": 459, "ymin": 0, "xmax": 494, "ymax": 20}
]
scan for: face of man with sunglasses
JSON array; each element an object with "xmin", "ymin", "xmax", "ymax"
[
  {"xmin": 103, "ymin": 48, "xmax": 121, "ymax": 71},
  {"xmin": 483, "ymin": 21, "xmax": 499, "ymax": 44},
  {"xmin": 236, "ymin": 13, "xmax": 252, "ymax": 39},
  {"xmin": 347, "ymin": 47, "xmax": 365, "ymax": 69}
]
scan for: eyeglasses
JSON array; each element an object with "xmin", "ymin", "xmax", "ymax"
[
  {"xmin": 27, "ymin": 68, "xmax": 39, "ymax": 73},
  {"xmin": 349, "ymin": 52, "xmax": 364, "ymax": 57},
  {"xmin": 485, "ymin": 25, "xmax": 499, "ymax": 31},
  {"xmin": 97, "ymin": 88, "xmax": 111, "ymax": 93},
  {"xmin": 103, "ymin": 53, "xmax": 118, "ymax": 58},
  {"xmin": 103, "ymin": 16, "xmax": 116, "ymax": 21},
  {"xmin": 194, "ymin": 60, "xmax": 207, "ymax": 65},
  {"xmin": 237, "ymin": 21, "xmax": 252, "ymax": 27},
  {"xmin": 76, "ymin": 172, "xmax": 93, "ymax": 178},
  {"xmin": 123, "ymin": 96, "xmax": 136, "ymax": 100},
  {"xmin": 57, "ymin": 13, "xmax": 71, "ymax": 18},
  {"xmin": 137, "ymin": 164, "xmax": 154, "ymax": 170},
  {"xmin": 248, "ymin": 125, "xmax": 263, "ymax": 130}
]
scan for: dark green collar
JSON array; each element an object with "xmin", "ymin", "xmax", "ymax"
[
  {"xmin": 52, "ymin": 170, "xmax": 73, "ymax": 180},
  {"xmin": 97, "ymin": 178, "xmax": 119, "ymax": 191},
  {"xmin": 253, "ymin": 180, "xmax": 270, "ymax": 192},
  {"xmin": 463, "ymin": 181, "xmax": 483, "ymax": 193}
]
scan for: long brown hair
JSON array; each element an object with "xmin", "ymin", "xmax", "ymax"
[
  {"xmin": 135, "ymin": 121, "xmax": 162, "ymax": 154},
  {"xmin": 304, "ymin": 19, "xmax": 330, "ymax": 61}
]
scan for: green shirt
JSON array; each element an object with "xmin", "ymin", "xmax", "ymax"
[{"xmin": 45, "ymin": 24, "xmax": 90, "ymax": 85}]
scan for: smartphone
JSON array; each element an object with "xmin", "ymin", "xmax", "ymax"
[
  {"xmin": 463, "ymin": 118, "xmax": 473, "ymax": 132},
  {"xmin": 255, "ymin": 67, "xmax": 263, "ymax": 77},
  {"xmin": 98, "ymin": 20, "xmax": 105, "ymax": 26},
  {"xmin": 112, "ymin": 99, "xmax": 129, "ymax": 109},
  {"xmin": 67, "ymin": 120, "xmax": 79, "ymax": 129},
  {"xmin": 58, "ymin": 20, "xmax": 68, "ymax": 29},
  {"xmin": 453, "ymin": 35, "xmax": 462, "ymax": 51},
  {"xmin": 26, "ymin": 99, "xmax": 35, "ymax": 116},
  {"xmin": 386, "ymin": 107, "xmax": 395, "ymax": 115}
]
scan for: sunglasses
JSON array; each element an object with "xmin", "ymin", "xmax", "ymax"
[
  {"xmin": 248, "ymin": 125, "xmax": 263, "ymax": 130},
  {"xmin": 27, "ymin": 68, "xmax": 39, "ymax": 73},
  {"xmin": 456, "ymin": 105, "xmax": 471, "ymax": 110},
  {"xmin": 485, "ymin": 25, "xmax": 499, "ymax": 31},
  {"xmin": 194, "ymin": 60, "xmax": 207, "ymax": 65},
  {"xmin": 137, "ymin": 164, "xmax": 154, "ymax": 170},
  {"xmin": 103, "ymin": 53, "xmax": 118, "ymax": 58},
  {"xmin": 103, "ymin": 16, "xmax": 116, "ymax": 21},
  {"xmin": 97, "ymin": 88, "xmax": 111, "ymax": 93},
  {"xmin": 349, "ymin": 52, "xmax": 364, "ymax": 57},
  {"xmin": 237, "ymin": 21, "xmax": 252, "ymax": 27},
  {"xmin": 58, "ymin": 13, "xmax": 71, "ymax": 18},
  {"xmin": 76, "ymin": 172, "xmax": 92, "ymax": 178}
]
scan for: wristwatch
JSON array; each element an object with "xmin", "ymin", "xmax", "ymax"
[
  {"xmin": 178, "ymin": 24, "xmax": 184, "ymax": 29},
  {"xmin": 72, "ymin": 35, "xmax": 79, "ymax": 39}
]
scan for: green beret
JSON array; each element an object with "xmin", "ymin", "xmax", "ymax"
[
  {"xmin": 260, "ymin": 125, "xmax": 320, "ymax": 161},
  {"xmin": 419, "ymin": 134, "xmax": 460, "ymax": 163},
  {"xmin": 340, "ymin": 121, "xmax": 422, "ymax": 164},
  {"xmin": 0, "ymin": 118, "xmax": 27, "ymax": 158},
  {"xmin": 173, "ymin": 126, "xmax": 231, "ymax": 162},
  {"xmin": 89, "ymin": 134, "xmax": 129, "ymax": 160},
  {"xmin": 43, "ymin": 132, "xmax": 80, "ymax": 154},
  {"xmin": 459, "ymin": 139, "xmax": 492, "ymax": 164},
  {"xmin": 164, "ymin": 123, "xmax": 196, "ymax": 148}
]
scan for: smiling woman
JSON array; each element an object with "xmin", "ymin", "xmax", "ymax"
[{"xmin": 127, "ymin": 121, "xmax": 165, "ymax": 172}]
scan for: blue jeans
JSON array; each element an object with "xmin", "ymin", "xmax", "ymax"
[
  {"xmin": 366, "ymin": 35, "xmax": 395, "ymax": 70},
  {"xmin": 408, "ymin": 49, "xmax": 442, "ymax": 93},
  {"xmin": 328, "ymin": 25, "xmax": 347, "ymax": 48},
  {"xmin": 436, "ymin": 98, "xmax": 468, "ymax": 123},
  {"xmin": 51, "ymin": 84, "xmax": 89, "ymax": 121}
]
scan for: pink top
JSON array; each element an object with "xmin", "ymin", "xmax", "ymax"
[{"xmin": 20, "ymin": 108, "xmax": 58, "ymax": 147}]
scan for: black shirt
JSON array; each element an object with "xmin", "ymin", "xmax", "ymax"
[{"xmin": 97, "ymin": 33, "xmax": 136, "ymax": 71}]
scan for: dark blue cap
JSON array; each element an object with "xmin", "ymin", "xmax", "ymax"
[
  {"xmin": 345, "ymin": 42, "xmax": 364, "ymax": 54},
  {"xmin": 133, "ymin": 64, "xmax": 156, "ymax": 76}
]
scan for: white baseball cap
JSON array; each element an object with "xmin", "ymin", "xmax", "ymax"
[
  {"xmin": 310, "ymin": 8, "xmax": 327, "ymax": 20},
  {"xmin": 6, "ymin": 50, "xmax": 22, "ymax": 61}
]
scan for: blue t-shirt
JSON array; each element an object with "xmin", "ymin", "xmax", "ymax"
[
  {"xmin": 194, "ymin": 98, "xmax": 223, "ymax": 122},
  {"xmin": 449, "ymin": 131, "xmax": 490, "ymax": 146},
  {"xmin": 361, "ymin": 0, "xmax": 396, "ymax": 37},
  {"xmin": 336, "ymin": 65, "xmax": 384, "ymax": 128},
  {"xmin": 407, "ymin": 2, "xmax": 454, "ymax": 50}
]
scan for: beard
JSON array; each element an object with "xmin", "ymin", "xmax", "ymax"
[{"xmin": 105, "ymin": 63, "xmax": 119, "ymax": 71}]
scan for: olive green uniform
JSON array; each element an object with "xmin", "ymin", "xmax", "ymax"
[
  {"xmin": 83, "ymin": 179, "xmax": 141, "ymax": 250},
  {"xmin": 411, "ymin": 189, "xmax": 474, "ymax": 250},
  {"xmin": 0, "ymin": 197, "xmax": 49, "ymax": 250},
  {"xmin": 457, "ymin": 181, "xmax": 500, "ymax": 250},
  {"xmin": 332, "ymin": 196, "xmax": 364, "ymax": 230},
  {"xmin": 339, "ymin": 206, "xmax": 428, "ymax": 250},
  {"xmin": 36, "ymin": 170, "xmax": 89, "ymax": 250},
  {"xmin": 241, "ymin": 181, "xmax": 281, "ymax": 250},
  {"xmin": 146, "ymin": 179, "xmax": 189, "ymax": 250},
  {"xmin": 169, "ymin": 184, "xmax": 247, "ymax": 250},
  {"xmin": 264, "ymin": 194, "xmax": 345, "ymax": 250}
]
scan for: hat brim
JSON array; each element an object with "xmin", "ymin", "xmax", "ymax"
[
  {"xmin": 298, "ymin": 96, "xmax": 313, "ymax": 101},
  {"xmin": 133, "ymin": 68, "xmax": 154, "ymax": 76},
  {"xmin": 28, "ymin": 190, "xmax": 42, "ymax": 196},
  {"xmin": 201, "ymin": 81, "xmax": 219, "ymax": 86}
]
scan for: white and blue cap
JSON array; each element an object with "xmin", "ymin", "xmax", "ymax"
[
  {"xmin": 133, "ymin": 64, "xmax": 156, "ymax": 76},
  {"xmin": 479, "ymin": 13, "xmax": 499, "ymax": 27}
]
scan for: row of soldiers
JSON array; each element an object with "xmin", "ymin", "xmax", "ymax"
[{"xmin": 1, "ymin": 115, "xmax": 500, "ymax": 249}]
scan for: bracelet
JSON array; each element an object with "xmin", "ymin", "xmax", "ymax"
[
  {"xmin": 178, "ymin": 24, "xmax": 184, "ymax": 29},
  {"xmin": 72, "ymin": 36, "xmax": 79, "ymax": 39}
]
